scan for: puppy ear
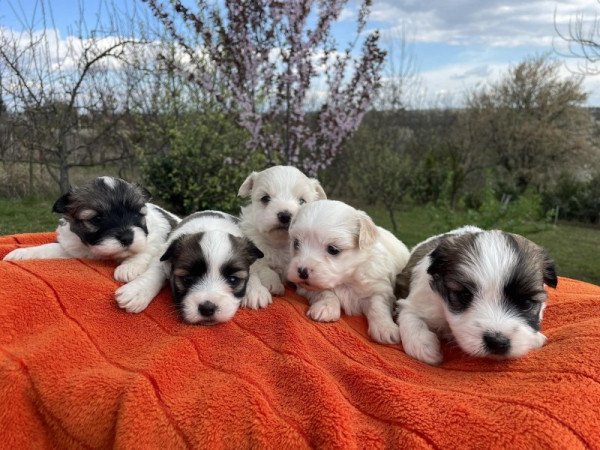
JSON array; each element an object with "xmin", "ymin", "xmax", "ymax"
[
  {"xmin": 246, "ymin": 239, "xmax": 264, "ymax": 262},
  {"xmin": 541, "ymin": 249, "xmax": 558, "ymax": 289},
  {"xmin": 311, "ymin": 178, "xmax": 327, "ymax": 200},
  {"xmin": 160, "ymin": 237, "xmax": 183, "ymax": 262},
  {"xmin": 238, "ymin": 172, "xmax": 257, "ymax": 197},
  {"xmin": 52, "ymin": 191, "xmax": 72, "ymax": 213},
  {"xmin": 357, "ymin": 212, "xmax": 378, "ymax": 249},
  {"xmin": 135, "ymin": 184, "xmax": 152, "ymax": 202}
]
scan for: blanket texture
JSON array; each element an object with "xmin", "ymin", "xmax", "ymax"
[{"xmin": 1, "ymin": 232, "xmax": 599, "ymax": 449}]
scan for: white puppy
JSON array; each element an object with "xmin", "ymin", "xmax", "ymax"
[
  {"xmin": 395, "ymin": 226, "xmax": 558, "ymax": 365},
  {"xmin": 238, "ymin": 165, "xmax": 327, "ymax": 294},
  {"xmin": 287, "ymin": 200, "xmax": 410, "ymax": 344},
  {"xmin": 4, "ymin": 176, "xmax": 180, "ymax": 283},
  {"xmin": 115, "ymin": 211, "xmax": 271, "ymax": 323}
]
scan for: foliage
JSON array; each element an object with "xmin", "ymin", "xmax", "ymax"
[
  {"xmin": 144, "ymin": 0, "xmax": 386, "ymax": 175},
  {"xmin": 138, "ymin": 111, "xmax": 266, "ymax": 215},
  {"xmin": 541, "ymin": 173, "xmax": 600, "ymax": 224}
]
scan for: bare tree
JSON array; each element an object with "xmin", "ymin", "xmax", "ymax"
[
  {"xmin": 143, "ymin": 0, "xmax": 386, "ymax": 176},
  {"xmin": 0, "ymin": 0, "xmax": 141, "ymax": 194}
]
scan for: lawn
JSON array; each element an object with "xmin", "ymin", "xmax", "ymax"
[{"xmin": 1, "ymin": 198, "xmax": 598, "ymax": 285}]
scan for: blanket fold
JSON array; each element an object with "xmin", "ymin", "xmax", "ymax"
[{"xmin": 1, "ymin": 233, "xmax": 599, "ymax": 449}]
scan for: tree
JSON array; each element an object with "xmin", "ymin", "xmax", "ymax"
[
  {"xmin": 0, "ymin": 0, "xmax": 140, "ymax": 194},
  {"xmin": 143, "ymin": 0, "xmax": 386, "ymax": 176}
]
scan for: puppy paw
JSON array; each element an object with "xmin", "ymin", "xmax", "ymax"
[
  {"xmin": 307, "ymin": 300, "xmax": 340, "ymax": 322},
  {"xmin": 403, "ymin": 331, "xmax": 443, "ymax": 366},
  {"xmin": 535, "ymin": 332, "xmax": 548, "ymax": 349},
  {"xmin": 369, "ymin": 322, "xmax": 401, "ymax": 344},
  {"xmin": 260, "ymin": 270, "xmax": 285, "ymax": 295},
  {"xmin": 242, "ymin": 283, "xmax": 272, "ymax": 309},
  {"xmin": 3, "ymin": 248, "xmax": 29, "ymax": 261},
  {"xmin": 114, "ymin": 261, "xmax": 147, "ymax": 283},
  {"xmin": 115, "ymin": 282, "xmax": 153, "ymax": 313}
]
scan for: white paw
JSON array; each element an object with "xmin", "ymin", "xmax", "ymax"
[
  {"xmin": 369, "ymin": 322, "xmax": 401, "ymax": 344},
  {"xmin": 3, "ymin": 248, "xmax": 30, "ymax": 261},
  {"xmin": 260, "ymin": 270, "xmax": 285, "ymax": 295},
  {"xmin": 307, "ymin": 300, "xmax": 340, "ymax": 322},
  {"xmin": 535, "ymin": 332, "xmax": 547, "ymax": 349},
  {"xmin": 114, "ymin": 261, "xmax": 147, "ymax": 283},
  {"xmin": 242, "ymin": 283, "xmax": 272, "ymax": 309},
  {"xmin": 403, "ymin": 330, "xmax": 443, "ymax": 365},
  {"xmin": 115, "ymin": 282, "xmax": 154, "ymax": 313}
]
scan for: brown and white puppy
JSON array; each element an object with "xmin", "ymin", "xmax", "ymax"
[
  {"xmin": 238, "ymin": 165, "xmax": 327, "ymax": 295},
  {"xmin": 115, "ymin": 211, "xmax": 270, "ymax": 324},
  {"xmin": 395, "ymin": 226, "xmax": 558, "ymax": 365},
  {"xmin": 3, "ymin": 176, "xmax": 179, "ymax": 283},
  {"xmin": 287, "ymin": 200, "xmax": 410, "ymax": 344}
]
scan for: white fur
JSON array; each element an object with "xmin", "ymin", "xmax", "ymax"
[
  {"xmin": 238, "ymin": 166, "xmax": 326, "ymax": 294},
  {"xmin": 115, "ymin": 212, "xmax": 271, "ymax": 318},
  {"xmin": 397, "ymin": 227, "xmax": 548, "ymax": 365},
  {"xmin": 288, "ymin": 200, "xmax": 410, "ymax": 344}
]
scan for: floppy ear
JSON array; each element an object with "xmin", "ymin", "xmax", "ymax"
[
  {"xmin": 52, "ymin": 191, "xmax": 72, "ymax": 213},
  {"xmin": 160, "ymin": 237, "xmax": 183, "ymax": 262},
  {"xmin": 541, "ymin": 249, "xmax": 558, "ymax": 289},
  {"xmin": 246, "ymin": 239, "xmax": 264, "ymax": 263},
  {"xmin": 135, "ymin": 184, "xmax": 152, "ymax": 202},
  {"xmin": 238, "ymin": 172, "xmax": 257, "ymax": 197},
  {"xmin": 311, "ymin": 178, "xmax": 327, "ymax": 200},
  {"xmin": 357, "ymin": 212, "xmax": 378, "ymax": 249}
]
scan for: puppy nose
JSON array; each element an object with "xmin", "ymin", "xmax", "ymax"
[
  {"xmin": 117, "ymin": 229, "xmax": 134, "ymax": 246},
  {"xmin": 277, "ymin": 211, "xmax": 292, "ymax": 224},
  {"xmin": 483, "ymin": 331, "xmax": 511, "ymax": 355},
  {"xmin": 298, "ymin": 267, "xmax": 309, "ymax": 280},
  {"xmin": 198, "ymin": 301, "xmax": 217, "ymax": 317}
]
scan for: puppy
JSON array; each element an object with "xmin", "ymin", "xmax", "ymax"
[
  {"xmin": 395, "ymin": 226, "xmax": 558, "ymax": 365},
  {"xmin": 4, "ymin": 176, "xmax": 180, "ymax": 283},
  {"xmin": 115, "ymin": 211, "xmax": 271, "ymax": 324},
  {"xmin": 238, "ymin": 165, "xmax": 327, "ymax": 294},
  {"xmin": 287, "ymin": 200, "xmax": 410, "ymax": 344}
]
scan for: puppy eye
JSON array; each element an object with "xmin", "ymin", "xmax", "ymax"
[
  {"xmin": 226, "ymin": 275, "xmax": 240, "ymax": 286},
  {"xmin": 293, "ymin": 239, "xmax": 300, "ymax": 250},
  {"xmin": 260, "ymin": 195, "xmax": 271, "ymax": 205},
  {"xmin": 449, "ymin": 288, "xmax": 473, "ymax": 308},
  {"xmin": 299, "ymin": 198, "xmax": 306, "ymax": 205},
  {"xmin": 181, "ymin": 275, "xmax": 195, "ymax": 285},
  {"xmin": 327, "ymin": 245, "xmax": 340, "ymax": 256}
]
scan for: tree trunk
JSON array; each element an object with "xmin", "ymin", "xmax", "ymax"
[
  {"xmin": 387, "ymin": 206, "xmax": 398, "ymax": 234},
  {"xmin": 59, "ymin": 162, "xmax": 70, "ymax": 194}
]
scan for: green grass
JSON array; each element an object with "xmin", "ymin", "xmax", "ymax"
[{"xmin": 1, "ymin": 198, "xmax": 598, "ymax": 285}]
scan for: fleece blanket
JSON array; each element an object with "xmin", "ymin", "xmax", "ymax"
[{"xmin": 0, "ymin": 232, "xmax": 599, "ymax": 450}]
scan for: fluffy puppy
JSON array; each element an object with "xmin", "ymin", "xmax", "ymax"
[
  {"xmin": 395, "ymin": 226, "xmax": 558, "ymax": 365},
  {"xmin": 287, "ymin": 200, "xmax": 410, "ymax": 344},
  {"xmin": 4, "ymin": 176, "xmax": 179, "ymax": 282},
  {"xmin": 238, "ymin": 165, "xmax": 327, "ymax": 294},
  {"xmin": 115, "ymin": 211, "xmax": 271, "ymax": 323}
]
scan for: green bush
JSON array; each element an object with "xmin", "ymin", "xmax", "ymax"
[
  {"xmin": 541, "ymin": 173, "xmax": 600, "ymax": 224},
  {"xmin": 139, "ymin": 111, "xmax": 267, "ymax": 215}
]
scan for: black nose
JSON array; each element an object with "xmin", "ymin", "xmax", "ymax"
[
  {"xmin": 117, "ymin": 229, "xmax": 134, "ymax": 246},
  {"xmin": 483, "ymin": 331, "xmax": 511, "ymax": 355},
  {"xmin": 277, "ymin": 211, "xmax": 292, "ymax": 224},
  {"xmin": 298, "ymin": 267, "xmax": 309, "ymax": 280},
  {"xmin": 198, "ymin": 301, "xmax": 217, "ymax": 317}
]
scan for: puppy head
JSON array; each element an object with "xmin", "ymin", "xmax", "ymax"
[
  {"xmin": 238, "ymin": 166, "xmax": 326, "ymax": 241},
  {"xmin": 160, "ymin": 231, "xmax": 263, "ymax": 325},
  {"xmin": 53, "ymin": 176, "xmax": 152, "ymax": 259},
  {"xmin": 427, "ymin": 230, "xmax": 557, "ymax": 359},
  {"xmin": 287, "ymin": 200, "xmax": 378, "ymax": 291}
]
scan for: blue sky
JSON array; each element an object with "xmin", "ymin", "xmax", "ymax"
[{"xmin": 2, "ymin": 0, "xmax": 600, "ymax": 106}]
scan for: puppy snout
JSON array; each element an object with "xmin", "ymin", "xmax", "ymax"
[
  {"xmin": 483, "ymin": 331, "xmax": 511, "ymax": 355},
  {"xmin": 277, "ymin": 211, "xmax": 292, "ymax": 225},
  {"xmin": 297, "ymin": 267, "xmax": 309, "ymax": 280},
  {"xmin": 117, "ymin": 229, "xmax": 134, "ymax": 246},
  {"xmin": 198, "ymin": 301, "xmax": 217, "ymax": 317}
]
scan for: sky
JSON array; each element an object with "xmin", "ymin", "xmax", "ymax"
[{"xmin": 2, "ymin": 0, "xmax": 600, "ymax": 107}]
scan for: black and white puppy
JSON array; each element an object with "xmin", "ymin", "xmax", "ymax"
[
  {"xmin": 287, "ymin": 200, "xmax": 410, "ymax": 344},
  {"xmin": 115, "ymin": 211, "xmax": 271, "ymax": 324},
  {"xmin": 4, "ymin": 176, "xmax": 180, "ymax": 283},
  {"xmin": 395, "ymin": 226, "xmax": 558, "ymax": 365},
  {"xmin": 238, "ymin": 165, "xmax": 327, "ymax": 295}
]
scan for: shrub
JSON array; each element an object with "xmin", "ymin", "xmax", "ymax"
[{"xmin": 541, "ymin": 173, "xmax": 600, "ymax": 224}]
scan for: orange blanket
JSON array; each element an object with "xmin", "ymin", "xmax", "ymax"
[{"xmin": 1, "ymin": 233, "xmax": 599, "ymax": 449}]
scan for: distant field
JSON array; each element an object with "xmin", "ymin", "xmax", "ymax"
[{"xmin": 0, "ymin": 198, "xmax": 598, "ymax": 285}]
